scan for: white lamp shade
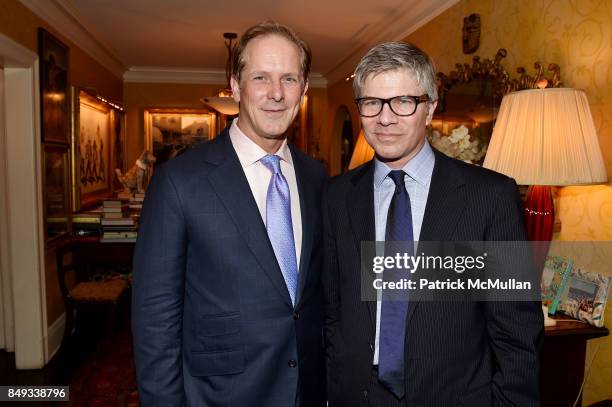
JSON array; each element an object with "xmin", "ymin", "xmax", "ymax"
[
  {"xmin": 483, "ymin": 88, "xmax": 607, "ymax": 186},
  {"xmin": 201, "ymin": 96, "xmax": 239, "ymax": 116}
]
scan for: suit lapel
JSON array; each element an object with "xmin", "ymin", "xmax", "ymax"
[
  {"xmin": 206, "ymin": 131, "xmax": 293, "ymax": 307},
  {"xmin": 407, "ymin": 150, "xmax": 467, "ymax": 323},
  {"xmin": 346, "ymin": 162, "xmax": 377, "ymax": 330},
  {"xmin": 291, "ymin": 147, "xmax": 314, "ymax": 307}
]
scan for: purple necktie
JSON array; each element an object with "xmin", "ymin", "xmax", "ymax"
[
  {"xmin": 260, "ymin": 154, "xmax": 298, "ymax": 306},
  {"xmin": 379, "ymin": 170, "xmax": 413, "ymax": 399}
]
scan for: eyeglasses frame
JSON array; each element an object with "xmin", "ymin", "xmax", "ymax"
[{"xmin": 354, "ymin": 94, "xmax": 430, "ymax": 117}]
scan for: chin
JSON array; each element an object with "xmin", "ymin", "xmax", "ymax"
[
  {"xmin": 262, "ymin": 123, "xmax": 292, "ymax": 138},
  {"xmin": 374, "ymin": 146, "xmax": 403, "ymax": 160}
]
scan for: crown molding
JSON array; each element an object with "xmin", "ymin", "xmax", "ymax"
[
  {"xmin": 124, "ymin": 67, "xmax": 329, "ymax": 88},
  {"xmin": 124, "ymin": 67, "xmax": 228, "ymax": 85},
  {"xmin": 19, "ymin": 0, "xmax": 125, "ymax": 78},
  {"xmin": 325, "ymin": 0, "xmax": 459, "ymax": 86}
]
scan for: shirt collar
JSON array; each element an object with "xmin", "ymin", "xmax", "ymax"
[
  {"xmin": 373, "ymin": 139, "xmax": 435, "ymax": 187},
  {"xmin": 229, "ymin": 118, "xmax": 293, "ymax": 167}
]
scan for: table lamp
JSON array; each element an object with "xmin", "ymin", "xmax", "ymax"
[{"xmin": 483, "ymin": 88, "xmax": 607, "ymax": 242}]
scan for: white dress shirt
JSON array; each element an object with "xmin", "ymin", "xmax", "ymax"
[
  {"xmin": 229, "ymin": 119, "xmax": 302, "ymax": 268},
  {"xmin": 372, "ymin": 140, "xmax": 435, "ymax": 365}
]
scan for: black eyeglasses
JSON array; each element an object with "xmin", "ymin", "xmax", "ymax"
[{"xmin": 355, "ymin": 94, "xmax": 430, "ymax": 117}]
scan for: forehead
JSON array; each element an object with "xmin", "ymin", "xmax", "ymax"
[
  {"xmin": 241, "ymin": 34, "xmax": 301, "ymax": 72},
  {"xmin": 361, "ymin": 68, "xmax": 422, "ymax": 96}
]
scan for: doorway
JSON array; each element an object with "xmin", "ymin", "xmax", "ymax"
[
  {"xmin": 331, "ymin": 105, "xmax": 357, "ymax": 175},
  {"xmin": 0, "ymin": 33, "xmax": 47, "ymax": 368}
]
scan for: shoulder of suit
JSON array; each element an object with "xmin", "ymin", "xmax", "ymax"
[
  {"xmin": 290, "ymin": 145, "xmax": 327, "ymax": 181},
  {"xmin": 435, "ymin": 150, "xmax": 515, "ymax": 188},
  {"xmin": 434, "ymin": 151, "xmax": 519, "ymax": 205},
  {"xmin": 326, "ymin": 161, "xmax": 371, "ymax": 192},
  {"xmin": 154, "ymin": 130, "xmax": 228, "ymax": 178}
]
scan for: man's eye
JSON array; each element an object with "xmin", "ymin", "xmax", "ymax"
[
  {"xmin": 284, "ymin": 77, "xmax": 298, "ymax": 83},
  {"xmin": 395, "ymin": 97, "xmax": 413, "ymax": 105},
  {"xmin": 363, "ymin": 99, "xmax": 380, "ymax": 107}
]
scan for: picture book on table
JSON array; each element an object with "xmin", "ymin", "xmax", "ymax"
[{"xmin": 541, "ymin": 255, "xmax": 573, "ymax": 314}]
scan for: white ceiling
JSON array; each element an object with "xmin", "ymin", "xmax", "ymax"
[{"xmin": 22, "ymin": 0, "xmax": 457, "ymax": 86}]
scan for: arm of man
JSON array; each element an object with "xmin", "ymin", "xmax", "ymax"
[
  {"xmin": 132, "ymin": 166, "xmax": 187, "ymax": 407},
  {"xmin": 321, "ymin": 182, "xmax": 341, "ymax": 402},
  {"xmin": 484, "ymin": 177, "xmax": 544, "ymax": 406}
]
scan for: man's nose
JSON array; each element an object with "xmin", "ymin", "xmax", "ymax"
[
  {"xmin": 378, "ymin": 102, "xmax": 398, "ymax": 125},
  {"xmin": 268, "ymin": 80, "xmax": 283, "ymax": 102}
]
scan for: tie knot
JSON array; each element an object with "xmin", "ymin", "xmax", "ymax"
[
  {"xmin": 387, "ymin": 170, "xmax": 406, "ymax": 190},
  {"xmin": 261, "ymin": 154, "xmax": 282, "ymax": 174}
]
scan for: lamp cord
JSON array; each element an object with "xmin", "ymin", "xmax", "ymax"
[{"xmin": 572, "ymin": 343, "xmax": 601, "ymax": 407}]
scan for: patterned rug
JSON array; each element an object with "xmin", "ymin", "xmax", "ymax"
[{"xmin": 61, "ymin": 329, "xmax": 139, "ymax": 407}]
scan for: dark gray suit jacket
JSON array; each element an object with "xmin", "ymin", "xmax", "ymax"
[
  {"xmin": 132, "ymin": 129, "xmax": 327, "ymax": 406},
  {"xmin": 322, "ymin": 150, "xmax": 543, "ymax": 406}
]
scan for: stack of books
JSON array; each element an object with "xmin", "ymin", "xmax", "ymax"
[
  {"xmin": 72, "ymin": 212, "xmax": 102, "ymax": 237},
  {"xmin": 129, "ymin": 192, "xmax": 146, "ymax": 210},
  {"xmin": 100, "ymin": 200, "xmax": 137, "ymax": 243}
]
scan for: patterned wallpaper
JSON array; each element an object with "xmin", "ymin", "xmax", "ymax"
[{"xmin": 403, "ymin": 0, "xmax": 612, "ymax": 404}]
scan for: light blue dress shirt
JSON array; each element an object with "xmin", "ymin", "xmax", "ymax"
[{"xmin": 372, "ymin": 140, "xmax": 435, "ymax": 365}]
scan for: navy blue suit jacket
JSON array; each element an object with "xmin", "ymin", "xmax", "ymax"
[{"xmin": 132, "ymin": 129, "xmax": 327, "ymax": 406}]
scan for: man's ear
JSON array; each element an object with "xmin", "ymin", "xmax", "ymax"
[
  {"xmin": 300, "ymin": 80, "xmax": 309, "ymax": 102},
  {"xmin": 426, "ymin": 100, "xmax": 438, "ymax": 126},
  {"xmin": 230, "ymin": 75, "xmax": 240, "ymax": 102}
]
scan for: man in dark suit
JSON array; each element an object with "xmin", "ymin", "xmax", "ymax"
[
  {"xmin": 322, "ymin": 42, "xmax": 543, "ymax": 406},
  {"xmin": 132, "ymin": 21, "xmax": 326, "ymax": 407}
]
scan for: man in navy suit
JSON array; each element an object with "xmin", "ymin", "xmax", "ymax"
[
  {"xmin": 133, "ymin": 21, "xmax": 326, "ymax": 407},
  {"xmin": 322, "ymin": 42, "xmax": 543, "ymax": 406}
]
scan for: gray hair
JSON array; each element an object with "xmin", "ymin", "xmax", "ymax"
[{"xmin": 353, "ymin": 42, "xmax": 438, "ymax": 101}]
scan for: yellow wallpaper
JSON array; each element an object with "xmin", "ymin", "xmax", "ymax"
[
  {"xmin": 407, "ymin": 0, "xmax": 612, "ymax": 175},
  {"xmin": 401, "ymin": 1, "xmax": 612, "ymax": 404}
]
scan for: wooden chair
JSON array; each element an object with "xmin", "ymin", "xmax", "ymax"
[{"xmin": 56, "ymin": 239, "xmax": 131, "ymax": 345}]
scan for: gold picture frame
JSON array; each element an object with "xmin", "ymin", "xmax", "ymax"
[
  {"xmin": 71, "ymin": 88, "xmax": 124, "ymax": 211},
  {"xmin": 144, "ymin": 108, "xmax": 215, "ymax": 167},
  {"xmin": 38, "ymin": 28, "xmax": 70, "ymax": 145}
]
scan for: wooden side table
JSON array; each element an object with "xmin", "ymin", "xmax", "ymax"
[{"xmin": 542, "ymin": 320, "xmax": 609, "ymax": 406}]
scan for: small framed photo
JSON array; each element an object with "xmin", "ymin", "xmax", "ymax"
[
  {"xmin": 43, "ymin": 145, "xmax": 71, "ymax": 241},
  {"xmin": 38, "ymin": 28, "xmax": 70, "ymax": 145}
]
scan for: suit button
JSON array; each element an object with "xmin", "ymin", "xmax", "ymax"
[
  {"xmin": 293, "ymin": 312, "xmax": 300, "ymax": 320},
  {"xmin": 363, "ymin": 389, "xmax": 368, "ymax": 398},
  {"xmin": 288, "ymin": 359, "xmax": 297, "ymax": 368}
]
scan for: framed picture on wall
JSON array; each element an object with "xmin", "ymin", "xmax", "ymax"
[
  {"xmin": 71, "ymin": 88, "xmax": 122, "ymax": 211},
  {"xmin": 43, "ymin": 145, "xmax": 71, "ymax": 241},
  {"xmin": 38, "ymin": 28, "xmax": 70, "ymax": 145},
  {"xmin": 144, "ymin": 109, "xmax": 215, "ymax": 167}
]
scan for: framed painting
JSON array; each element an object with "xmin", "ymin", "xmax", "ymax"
[
  {"xmin": 38, "ymin": 28, "xmax": 70, "ymax": 145},
  {"xmin": 144, "ymin": 109, "xmax": 215, "ymax": 167},
  {"xmin": 71, "ymin": 88, "xmax": 114, "ymax": 211},
  {"xmin": 43, "ymin": 145, "xmax": 71, "ymax": 241}
]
